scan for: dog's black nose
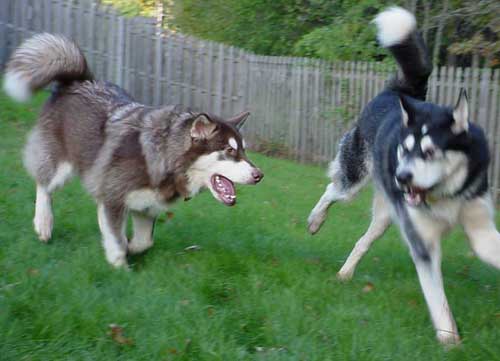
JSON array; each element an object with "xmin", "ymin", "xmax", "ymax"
[
  {"xmin": 396, "ymin": 171, "xmax": 413, "ymax": 185},
  {"xmin": 252, "ymin": 169, "xmax": 264, "ymax": 183}
]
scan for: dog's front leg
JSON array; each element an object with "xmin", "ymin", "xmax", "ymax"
[
  {"xmin": 97, "ymin": 203, "xmax": 128, "ymax": 268},
  {"xmin": 128, "ymin": 211, "xmax": 156, "ymax": 255},
  {"xmin": 460, "ymin": 195, "xmax": 500, "ymax": 269},
  {"xmin": 404, "ymin": 207, "xmax": 460, "ymax": 345}
]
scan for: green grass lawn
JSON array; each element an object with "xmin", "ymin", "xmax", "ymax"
[{"xmin": 0, "ymin": 90, "xmax": 499, "ymax": 361}]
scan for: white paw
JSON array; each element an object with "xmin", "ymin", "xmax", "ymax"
[
  {"xmin": 105, "ymin": 250, "xmax": 128, "ymax": 269},
  {"xmin": 127, "ymin": 240, "xmax": 153, "ymax": 255},
  {"xmin": 436, "ymin": 330, "xmax": 461, "ymax": 346},
  {"xmin": 307, "ymin": 211, "xmax": 326, "ymax": 235},
  {"xmin": 109, "ymin": 255, "xmax": 129, "ymax": 269},
  {"xmin": 336, "ymin": 269, "xmax": 354, "ymax": 282},
  {"xmin": 33, "ymin": 212, "xmax": 53, "ymax": 242}
]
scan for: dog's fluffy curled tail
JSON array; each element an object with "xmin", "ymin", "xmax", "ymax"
[
  {"xmin": 373, "ymin": 7, "xmax": 432, "ymax": 100},
  {"xmin": 3, "ymin": 33, "xmax": 92, "ymax": 102}
]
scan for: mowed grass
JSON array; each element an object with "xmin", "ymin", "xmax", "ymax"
[{"xmin": 0, "ymin": 90, "xmax": 499, "ymax": 361}]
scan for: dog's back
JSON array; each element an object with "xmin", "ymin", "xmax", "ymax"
[{"xmin": 37, "ymin": 81, "xmax": 143, "ymax": 174}]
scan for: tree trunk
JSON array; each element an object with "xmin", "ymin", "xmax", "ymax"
[
  {"xmin": 422, "ymin": 0, "xmax": 430, "ymax": 43},
  {"xmin": 446, "ymin": 52, "xmax": 456, "ymax": 66},
  {"xmin": 472, "ymin": 53, "xmax": 480, "ymax": 68},
  {"xmin": 432, "ymin": 0, "xmax": 449, "ymax": 65},
  {"xmin": 406, "ymin": 0, "xmax": 418, "ymax": 13}
]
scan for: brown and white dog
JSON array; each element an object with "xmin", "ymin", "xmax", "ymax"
[{"xmin": 3, "ymin": 33, "xmax": 263, "ymax": 268}]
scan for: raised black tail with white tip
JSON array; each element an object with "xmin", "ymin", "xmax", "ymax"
[{"xmin": 373, "ymin": 7, "xmax": 432, "ymax": 100}]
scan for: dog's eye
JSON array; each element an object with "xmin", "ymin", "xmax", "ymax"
[
  {"xmin": 226, "ymin": 146, "xmax": 236, "ymax": 155},
  {"xmin": 424, "ymin": 149, "xmax": 435, "ymax": 159}
]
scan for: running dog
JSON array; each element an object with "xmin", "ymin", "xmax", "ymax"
[
  {"xmin": 307, "ymin": 7, "xmax": 500, "ymax": 345},
  {"xmin": 3, "ymin": 33, "xmax": 263, "ymax": 268}
]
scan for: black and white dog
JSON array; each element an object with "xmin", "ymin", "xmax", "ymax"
[{"xmin": 307, "ymin": 7, "xmax": 500, "ymax": 345}]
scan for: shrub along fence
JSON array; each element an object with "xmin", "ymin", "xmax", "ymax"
[{"xmin": 1, "ymin": 0, "xmax": 499, "ymax": 202}]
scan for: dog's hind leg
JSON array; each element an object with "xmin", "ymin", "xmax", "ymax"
[
  {"xmin": 33, "ymin": 164, "xmax": 74, "ymax": 241},
  {"xmin": 307, "ymin": 127, "xmax": 370, "ymax": 234},
  {"xmin": 97, "ymin": 203, "xmax": 128, "ymax": 268},
  {"xmin": 34, "ymin": 185, "xmax": 53, "ymax": 242},
  {"xmin": 404, "ymin": 207, "xmax": 460, "ymax": 345},
  {"xmin": 307, "ymin": 180, "xmax": 344, "ymax": 234},
  {"xmin": 460, "ymin": 195, "xmax": 500, "ymax": 269},
  {"xmin": 25, "ymin": 128, "xmax": 74, "ymax": 242},
  {"xmin": 337, "ymin": 192, "xmax": 391, "ymax": 281},
  {"xmin": 128, "ymin": 212, "xmax": 156, "ymax": 255}
]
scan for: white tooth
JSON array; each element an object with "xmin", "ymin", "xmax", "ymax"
[{"xmin": 230, "ymin": 195, "xmax": 236, "ymax": 199}]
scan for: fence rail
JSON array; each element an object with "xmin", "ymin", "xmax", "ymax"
[{"xmin": 1, "ymin": 0, "xmax": 499, "ymax": 202}]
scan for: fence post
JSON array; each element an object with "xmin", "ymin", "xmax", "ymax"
[
  {"xmin": 116, "ymin": 16, "xmax": 125, "ymax": 87},
  {"xmin": 153, "ymin": 30, "xmax": 163, "ymax": 106},
  {"xmin": 184, "ymin": 36, "xmax": 194, "ymax": 108},
  {"xmin": 215, "ymin": 43, "xmax": 224, "ymax": 115},
  {"xmin": 106, "ymin": 8, "xmax": 117, "ymax": 83},
  {"xmin": 0, "ymin": 0, "xmax": 8, "ymax": 68},
  {"xmin": 226, "ymin": 46, "xmax": 235, "ymax": 117},
  {"xmin": 492, "ymin": 70, "xmax": 500, "ymax": 203},
  {"xmin": 477, "ymin": 68, "xmax": 491, "ymax": 130}
]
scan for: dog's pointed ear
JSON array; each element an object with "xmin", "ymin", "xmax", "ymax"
[
  {"xmin": 226, "ymin": 111, "xmax": 250, "ymax": 130},
  {"xmin": 190, "ymin": 114, "xmax": 217, "ymax": 140},
  {"xmin": 452, "ymin": 88, "xmax": 469, "ymax": 134},
  {"xmin": 399, "ymin": 96, "xmax": 412, "ymax": 127}
]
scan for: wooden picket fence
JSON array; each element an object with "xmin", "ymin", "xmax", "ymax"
[{"xmin": 1, "ymin": 0, "xmax": 499, "ymax": 202}]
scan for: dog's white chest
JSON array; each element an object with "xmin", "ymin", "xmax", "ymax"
[
  {"xmin": 125, "ymin": 189, "xmax": 168, "ymax": 216},
  {"xmin": 426, "ymin": 198, "xmax": 462, "ymax": 225}
]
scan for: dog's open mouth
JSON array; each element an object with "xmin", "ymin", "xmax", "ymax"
[
  {"xmin": 404, "ymin": 186, "xmax": 427, "ymax": 206},
  {"xmin": 211, "ymin": 174, "xmax": 236, "ymax": 206}
]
